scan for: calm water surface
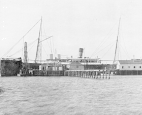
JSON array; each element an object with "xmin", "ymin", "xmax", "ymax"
[{"xmin": 0, "ymin": 76, "xmax": 142, "ymax": 115}]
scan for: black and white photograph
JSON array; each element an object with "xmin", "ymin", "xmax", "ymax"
[{"xmin": 1, "ymin": 0, "xmax": 142, "ymax": 114}]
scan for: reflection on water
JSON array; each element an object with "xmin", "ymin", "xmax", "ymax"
[
  {"xmin": 0, "ymin": 87, "xmax": 4, "ymax": 94},
  {"xmin": 0, "ymin": 76, "xmax": 142, "ymax": 115}
]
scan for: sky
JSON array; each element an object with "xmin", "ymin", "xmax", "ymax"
[{"xmin": 1, "ymin": 0, "xmax": 142, "ymax": 62}]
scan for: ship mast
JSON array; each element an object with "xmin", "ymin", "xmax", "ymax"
[
  {"xmin": 35, "ymin": 17, "xmax": 42, "ymax": 63},
  {"xmin": 113, "ymin": 18, "xmax": 121, "ymax": 64}
]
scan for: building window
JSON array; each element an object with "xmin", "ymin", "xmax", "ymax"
[
  {"xmin": 76, "ymin": 65, "xmax": 79, "ymax": 68},
  {"xmin": 134, "ymin": 66, "xmax": 135, "ymax": 68},
  {"xmin": 122, "ymin": 66, "xmax": 124, "ymax": 69},
  {"xmin": 140, "ymin": 66, "xmax": 141, "ymax": 68},
  {"xmin": 128, "ymin": 66, "xmax": 130, "ymax": 68}
]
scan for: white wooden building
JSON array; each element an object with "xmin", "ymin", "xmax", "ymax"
[{"xmin": 116, "ymin": 59, "xmax": 142, "ymax": 70}]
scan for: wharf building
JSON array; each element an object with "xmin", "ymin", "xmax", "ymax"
[{"xmin": 115, "ymin": 59, "xmax": 142, "ymax": 75}]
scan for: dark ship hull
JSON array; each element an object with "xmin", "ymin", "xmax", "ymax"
[{"xmin": 0, "ymin": 58, "xmax": 22, "ymax": 76}]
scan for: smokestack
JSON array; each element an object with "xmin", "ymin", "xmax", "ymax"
[
  {"xmin": 24, "ymin": 42, "xmax": 28, "ymax": 63},
  {"xmin": 50, "ymin": 54, "xmax": 53, "ymax": 59},
  {"xmin": 79, "ymin": 48, "xmax": 83, "ymax": 58},
  {"xmin": 58, "ymin": 54, "xmax": 61, "ymax": 59}
]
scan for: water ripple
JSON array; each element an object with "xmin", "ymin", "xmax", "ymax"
[
  {"xmin": 0, "ymin": 76, "xmax": 142, "ymax": 115},
  {"xmin": 0, "ymin": 87, "xmax": 4, "ymax": 94}
]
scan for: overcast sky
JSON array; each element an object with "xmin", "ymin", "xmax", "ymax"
[{"xmin": 1, "ymin": 0, "xmax": 142, "ymax": 61}]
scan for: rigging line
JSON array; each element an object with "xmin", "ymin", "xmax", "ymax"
[
  {"xmin": 27, "ymin": 44, "xmax": 36, "ymax": 62},
  {"xmin": 52, "ymin": 37, "xmax": 55, "ymax": 55},
  {"xmin": 41, "ymin": 38, "xmax": 52, "ymax": 56},
  {"xmin": 94, "ymin": 21, "xmax": 118, "ymax": 47},
  {"xmin": 9, "ymin": 49, "xmax": 23, "ymax": 57},
  {"xmin": 2, "ymin": 19, "xmax": 41, "ymax": 58},
  {"xmin": 44, "ymin": 38, "xmax": 53, "ymax": 50},
  {"xmin": 28, "ymin": 42, "xmax": 37, "ymax": 52},
  {"xmin": 41, "ymin": 24, "xmax": 52, "ymax": 50},
  {"xmin": 41, "ymin": 37, "xmax": 52, "ymax": 54},
  {"xmin": 90, "ymin": 31, "xmax": 117, "ymax": 58},
  {"xmin": 9, "ymin": 43, "xmax": 35, "ymax": 58},
  {"xmin": 42, "ymin": 25, "xmax": 53, "ymax": 55},
  {"xmin": 119, "ymin": 35, "xmax": 130, "ymax": 59},
  {"xmin": 91, "ymin": 39, "xmax": 116, "ymax": 57},
  {"xmin": 90, "ymin": 21, "xmax": 118, "ymax": 58},
  {"xmin": 39, "ymin": 36, "xmax": 53, "ymax": 43},
  {"xmin": 43, "ymin": 36, "xmax": 51, "ymax": 52},
  {"xmin": 42, "ymin": 45, "xmax": 49, "ymax": 58},
  {"xmin": 50, "ymin": 38, "xmax": 53, "ymax": 54},
  {"xmin": 119, "ymin": 46, "xmax": 122, "ymax": 60},
  {"xmin": 119, "ymin": 43, "xmax": 130, "ymax": 59},
  {"xmin": 94, "ymin": 43, "xmax": 115, "ymax": 60},
  {"xmin": 28, "ymin": 38, "xmax": 38, "ymax": 46},
  {"xmin": 100, "ymin": 43, "xmax": 115, "ymax": 59},
  {"xmin": 117, "ymin": 31, "xmax": 130, "ymax": 60},
  {"xmin": 116, "ymin": 43, "xmax": 119, "ymax": 60},
  {"xmin": 35, "ymin": 36, "xmax": 52, "ymax": 61},
  {"xmin": 119, "ymin": 45, "xmax": 123, "ymax": 60},
  {"xmin": 42, "ymin": 23, "xmax": 47, "ymax": 37},
  {"xmin": 117, "ymin": 46, "xmax": 120, "ymax": 60},
  {"xmin": 8, "ymin": 38, "xmax": 38, "ymax": 57}
]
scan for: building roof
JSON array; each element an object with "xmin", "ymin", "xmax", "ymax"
[
  {"xmin": 1, "ymin": 57, "xmax": 22, "ymax": 61},
  {"xmin": 118, "ymin": 59, "xmax": 142, "ymax": 64}
]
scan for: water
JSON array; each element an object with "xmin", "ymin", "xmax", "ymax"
[{"xmin": 0, "ymin": 76, "xmax": 142, "ymax": 115}]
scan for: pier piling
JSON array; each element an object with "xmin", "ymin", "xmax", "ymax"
[{"xmin": 65, "ymin": 70, "xmax": 110, "ymax": 80}]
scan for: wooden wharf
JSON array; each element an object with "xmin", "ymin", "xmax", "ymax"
[{"xmin": 64, "ymin": 70, "xmax": 110, "ymax": 79}]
